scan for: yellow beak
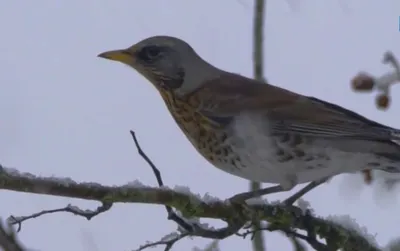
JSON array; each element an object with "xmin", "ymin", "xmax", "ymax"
[{"xmin": 97, "ymin": 49, "xmax": 133, "ymax": 64}]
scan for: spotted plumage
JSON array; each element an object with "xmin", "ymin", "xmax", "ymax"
[{"xmin": 98, "ymin": 35, "xmax": 400, "ymax": 191}]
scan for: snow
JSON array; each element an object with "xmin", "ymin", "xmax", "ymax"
[
  {"xmin": 384, "ymin": 238, "xmax": 400, "ymax": 251},
  {"xmin": 201, "ymin": 193, "xmax": 221, "ymax": 204},
  {"xmin": 296, "ymin": 198, "xmax": 312, "ymax": 215},
  {"xmin": 123, "ymin": 180, "xmax": 146, "ymax": 188},
  {"xmin": 160, "ymin": 231, "xmax": 180, "ymax": 242},
  {"xmin": 1, "ymin": 165, "xmax": 81, "ymax": 187},
  {"xmin": 325, "ymin": 215, "xmax": 378, "ymax": 247},
  {"xmin": 192, "ymin": 240, "xmax": 220, "ymax": 251},
  {"xmin": 245, "ymin": 197, "xmax": 268, "ymax": 205}
]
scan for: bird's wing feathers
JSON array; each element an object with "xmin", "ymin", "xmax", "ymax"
[{"xmin": 195, "ymin": 73, "xmax": 396, "ymax": 141}]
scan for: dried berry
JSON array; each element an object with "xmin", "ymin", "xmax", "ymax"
[
  {"xmin": 376, "ymin": 94, "xmax": 390, "ymax": 109},
  {"xmin": 351, "ymin": 73, "xmax": 375, "ymax": 91}
]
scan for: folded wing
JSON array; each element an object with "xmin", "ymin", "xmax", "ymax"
[{"xmin": 195, "ymin": 72, "xmax": 398, "ymax": 143}]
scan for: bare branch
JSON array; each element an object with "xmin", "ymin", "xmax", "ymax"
[
  {"xmin": 8, "ymin": 202, "xmax": 112, "ymax": 231},
  {"xmin": 129, "ymin": 129, "xmax": 246, "ymax": 251},
  {"xmin": 130, "ymin": 130, "xmax": 194, "ymax": 232},
  {"xmin": 134, "ymin": 232, "xmax": 188, "ymax": 251}
]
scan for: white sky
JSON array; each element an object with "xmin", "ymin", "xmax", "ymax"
[{"xmin": 1, "ymin": 1, "xmax": 400, "ymax": 250}]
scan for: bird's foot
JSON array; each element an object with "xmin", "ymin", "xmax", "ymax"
[
  {"xmin": 273, "ymin": 178, "xmax": 329, "ymax": 218},
  {"xmin": 351, "ymin": 51, "xmax": 400, "ymax": 109},
  {"xmin": 228, "ymin": 175, "xmax": 297, "ymax": 206},
  {"xmin": 283, "ymin": 177, "xmax": 329, "ymax": 205},
  {"xmin": 227, "ymin": 185, "xmax": 286, "ymax": 221},
  {"xmin": 227, "ymin": 176, "xmax": 301, "ymax": 219}
]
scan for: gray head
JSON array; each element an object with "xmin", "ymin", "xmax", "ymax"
[{"xmin": 98, "ymin": 35, "xmax": 221, "ymax": 96}]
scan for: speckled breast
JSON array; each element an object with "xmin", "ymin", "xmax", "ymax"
[{"xmin": 159, "ymin": 90, "xmax": 243, "ymax": 173}]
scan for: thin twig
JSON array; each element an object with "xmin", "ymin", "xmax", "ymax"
[
  {"xmin": 237, "ymin": 224, "xmax": 330, "ymax": 251},
  {"xmin": 133, "ymin": 232, "xmax": 189, "ymax": 251},
  {"xmin": 8, "ymin": 202, "xmax": 112, "ymax": 232},
  {"xmin": 130, "ymin": 130, "xmax": 194, "ymax": 232},
  {"xmin": 129, "ymin": 130, "xmax": 246, "ymax": 251}
]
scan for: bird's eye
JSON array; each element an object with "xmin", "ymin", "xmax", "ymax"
[{"xmin": 137, "ymin": 45, "xmax": 162, "ymax": 62}]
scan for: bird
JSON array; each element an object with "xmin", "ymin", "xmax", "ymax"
[{"xmin": 98, "ymin": 35, "xmax": 400, "ymax": 201}]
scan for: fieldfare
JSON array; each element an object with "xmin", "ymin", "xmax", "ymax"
[{"xmin": 98, "ymin": 36, "xmax": 400, "ymax": 201}]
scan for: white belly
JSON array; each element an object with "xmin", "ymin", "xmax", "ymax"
[{"xmin": 222, "ymin": 113, "xmax": 394, "ymax": 188}]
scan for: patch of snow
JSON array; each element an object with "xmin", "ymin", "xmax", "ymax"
[
  {"xmin": 1, "ymin": 166, "xmax": 23, "ymax": 176},
  {"xmin": 159, "ymin": 185, "xmax": 172, "ymax": 190},
  {"xmin": 192, "ymin": 240, "xmax": 220, "ymax": 251},
  {"xmin": 325, "ymin": 215, "xmax": 378, "ymax": 247},
  {"xmin": 124, "ymin": 180, "xmax": 146, "ymax": 188},
  {"xmin": 202, "ymin": 193, "xmax": 221, "ymax": 204},
  {"xmin": 160, "ymin": 232, "xmax": 180, "ymax": 242},
  {"xmin": 296, "ymin": 198, "xmax": 312, "ymax": 214},
  {"xmin": 67, "ymin": 204, "xmax": 87, "ymax": 214},
  {"xmin": 1, "ymin": 165, "xmax": 84, "ymax": 188},
  {"xmin": 51, "ymin": 177, "xmax": 78, "ymax": 186},
  {"xmin": 269, "ymin": 200, "xmax": 282, "ymax": 205},
  {"xmin": 81, "ymin": 182, "xmax": 105, "ymax": 188},
  {"xmin": 384, "ymin": 237, "xmax": 400, "ymax": 251},
  {"xmin": 172, "ymin": 185, "xmax": 202, "ymax": 200},
  {"xmin": 245, "ymin": 197, "xmax": 268, "ymax": 205}
]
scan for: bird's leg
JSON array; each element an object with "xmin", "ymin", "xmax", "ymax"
[
  {"xmin": 227, "ymin": 184, "xmax": 287, "ymax": 224},
  {"xmin": 227, "ymin": 176, "xmax": 297, "ymax": 223},
  {"xmin": 228, "ymin": 184, "xmax": 286, "ymax": 203},
  {"xmin": 283, "ymin": 177, "xmax": 330, "ymax": 205},
  {"xmin": 229, "ymin": 174, "xmax": 298, "ymax": 203}
]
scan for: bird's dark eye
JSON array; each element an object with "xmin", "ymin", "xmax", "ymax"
[{"xmin": 137, "ymin": 45, "xmax": 162, "ymax": 62}]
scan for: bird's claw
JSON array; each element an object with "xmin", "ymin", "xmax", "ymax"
[{"xmin": 227, "ymin": 197, "xmax": 254, "ymax": 222}]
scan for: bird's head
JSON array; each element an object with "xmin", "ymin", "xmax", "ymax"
[{"xmin": 98, "ymin": 35, "xmax": 221, "ymax": 97}]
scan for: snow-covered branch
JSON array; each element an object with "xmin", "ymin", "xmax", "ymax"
[{"xmin": 0, "ymin": 162, "xmax": 384, "ymax": 251}]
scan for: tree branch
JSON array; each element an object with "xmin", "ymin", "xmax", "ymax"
[
  {"xmin": 0, "ymin": 162, "xmax": 381, "ymax": 250},
  {"xmin": 8, "ymin": 202, "xmax": 112, "ymax": 232}
]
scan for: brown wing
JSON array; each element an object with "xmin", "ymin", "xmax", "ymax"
[{"xmin": 195, "ymin": 72, "xmax": 396, "ymax": 140}]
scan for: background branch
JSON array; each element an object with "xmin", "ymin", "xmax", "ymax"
[{"xmin": 251, "ymin": 1, "xmax": 266, "ymax": 251}]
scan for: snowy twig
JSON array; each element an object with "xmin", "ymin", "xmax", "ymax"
[
  {"xmin": 7, "ymin": 202, "xmax": 112, "ymax": 232},
  {"xmin": 0, "ymin": 162, "xmax": 382, "ymax": 251},
  {"xmin": 351, "ymin": 51, "xmax": 400, "ymax": 110},
  {"xmin": 133, "ymin": 232, "xmax": 189, "ymax": 251},
  {"xmin": 0, "ymin": 163, "xmax": 381, "ymax": 251},
  {"xmin": 0, "ymin": 219, "xmax": 25, "ymax": 251}
]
